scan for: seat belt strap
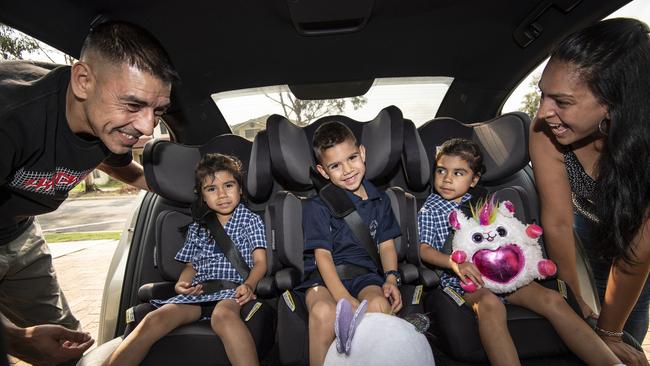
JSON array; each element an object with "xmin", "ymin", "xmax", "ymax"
[
  {"xmin": 318, "ymin": 183, "xmax": 383, "ymax": 272},
  {"xmin": 203, "ymin": 213, "xmax": 251, "ymax": 279},
  {"xmin": 201, "ymin": 279, "xmax": 240, "ymax": 294}
]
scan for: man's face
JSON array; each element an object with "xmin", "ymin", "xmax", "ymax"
[{"xmin": 83, "ymin": 63, "xmax": 171, "ymax": 155}]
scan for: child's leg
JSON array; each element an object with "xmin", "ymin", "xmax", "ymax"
[
  {"xmin": 305, "ymin": 286, "xmax": 337, "ymax": 366},
  {"xmin": 357, "ymin": 285, "xmax": 391, "ymax": 313},
  {"xmin": 507, "ymin": 282, "xmax": 621, "ymax": 366},
  {"xmin": 105, "ymin": 304, "xmax": 201, "ymax": 366},
  {"xmin": 464, "ymin": 289, "xmax": 520, "ymax": 366},
  {"xmin": 210, "ymin": 299, "xmax": 259, "ymax": 366}
]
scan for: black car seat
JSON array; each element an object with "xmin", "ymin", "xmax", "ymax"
[
  {"xmin": 261, "ymin": 106, "xmax": 425, "ymax": 365},
  {"xmin": 418, "ymin": 112, "xmax": 584, "ymax": 364},
  {"xmin": 117, "ymin": 134, "xmax": 275, "ymax": 366}
]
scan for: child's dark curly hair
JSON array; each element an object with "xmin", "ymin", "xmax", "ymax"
[
  {"xmin": 435, "ymin": 138, "xmax": 486, "ymax": 176},
  {"xmin": 194, "ymin": 153, "xmax": 244, "ymax": 195}
]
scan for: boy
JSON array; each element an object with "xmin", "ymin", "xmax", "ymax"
[{"xmin": 300, "ymin": 121, "xmax": 402, "ymax": 366}]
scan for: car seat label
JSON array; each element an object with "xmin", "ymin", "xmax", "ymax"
[
  {"xmin": 443, "ymin": 286, "xmax": 466, "ymax": 306},
  {"xmin": 126, "ymin": 307, "xmax": 135, "ymax": 323},
  {"xmin": 411, "ymin": 285, "xmax": 423, "ymax": 305},
  {"xmin": 282, "ymin": 290, "xmax": 296, "ymax": 312},
  {"xmin": 557, "ymin": 279, "xmax": 568, "ymax": 299},
  {"xmin": 245, "ymin": 302, "xmax": 262, "ymax": 322}
]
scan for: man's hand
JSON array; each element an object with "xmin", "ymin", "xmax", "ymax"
[
  {"xmin": 235, "ymin": 283, "xmax": 256, "ymax": 306},
  {"xmin": 601, "ymin": 335, "xmax": 649, "ymax": 366},
  {"xmin": 8, "ymin": 324, "xmax": 94, "ymax": 366},
  {"xmin": 175, "ymin": 281, "xmax": 203, "ymax": 296},
  {"xmin": 382, "ymin": 281, "xmax": 402, "ymax": 314}
]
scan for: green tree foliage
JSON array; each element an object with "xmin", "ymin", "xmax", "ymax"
[
  {"xmin": 266, "ymin": 92, "xmax": 367, "ymax": 126},
  {"xmin": 0, "ymin": 23, "xmax": 39, "ymax": 60},
  {"xmin": 519, "ymin": 74, "xmax": 541, "ymax": 120}
]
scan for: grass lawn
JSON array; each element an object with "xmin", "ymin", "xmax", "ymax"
[{"xmin": 45, "ymin": 231, "xmax": 121, "ymax": 243}]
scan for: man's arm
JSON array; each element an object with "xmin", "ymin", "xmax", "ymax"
[
  {"xmin": 97, "ymin": 160, "xmax": 150, "ymax": 191},
  {"xmin": 2, "ymin": 315, "xmax": 93, "ymax": 365}
]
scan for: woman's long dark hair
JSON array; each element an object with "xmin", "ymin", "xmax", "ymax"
[{"xmin": 552, "ymin": 18, "xmax": 650, "ymax": 264}]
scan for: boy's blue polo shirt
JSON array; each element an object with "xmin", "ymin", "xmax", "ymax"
[{"xmin": 302, "ymin": 179, "xmax": 401, "ymax": 277}]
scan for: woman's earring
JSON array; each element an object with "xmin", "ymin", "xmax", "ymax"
[{"xmin": 598, "ymin": 118, "xmax": 610, "ymax": 136}]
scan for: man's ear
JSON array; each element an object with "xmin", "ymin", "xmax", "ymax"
[
  {"xmin": 316, "ymin": 164, "xmax": 329, "ymax": 180},
  {"xmin": 359, "ymin": 144, "xmax": 366, "ymax": 163},
  {"xmin": 70, "ymin": 61, "xmax": 94, "ymax": 100}
]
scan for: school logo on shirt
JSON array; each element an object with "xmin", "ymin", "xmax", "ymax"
[{"xmin": 369, "ymin": 219, "xmax": 378, "ymax": 240}]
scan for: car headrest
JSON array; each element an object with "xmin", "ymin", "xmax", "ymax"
[
  {"xmin": 266, "ymin": 115, "xmax": 314, "ymax": 192},
  {"xmin": 417, "ymin": 112, "xmax": 531, "ymax": 183},
  {"xmin": 305, "ymin": 105, "xmax": 404, "ymax": 184},
  {"xmin": 401, "ymin": 119, "xmax": 430, "ymax": 191},
  {"xmin": 143, "ymin": 134, "xmax": 253, "ymax": 204},
  {"xmin": 248, "ymin": 130, "xmax": 274, "ymax": 203}
]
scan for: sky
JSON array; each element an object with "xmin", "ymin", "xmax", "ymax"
[{"xmin": 501, "ymin": 0, "xmax": 650, "ymax": 113}]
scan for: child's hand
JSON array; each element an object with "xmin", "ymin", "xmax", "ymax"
[
  {"xmin": 382, "ymin": 282, "xmax": 402, "ymax": 314},
  {"xmin": 175, "ymin": 281, "xmax": 203, "ymax": 296},
  {"xmin": 235, "ymin": 283, "xmax": 256, "ymax": 306},
  {"xmin": 450, "ymin": 260, "xmax": 484, "ymax": 288}
]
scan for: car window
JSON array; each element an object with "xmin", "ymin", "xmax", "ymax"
[{"xmin": 212, "ymin": 76, "xmax": 452, "ymax": 141}]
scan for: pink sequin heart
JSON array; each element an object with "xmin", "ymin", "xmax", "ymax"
[{"xmin": 472, "ymin": 244, "xmax": 524, "ymax": 284}]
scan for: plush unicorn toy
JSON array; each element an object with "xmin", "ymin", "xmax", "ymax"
[{"xmin": 449, "ymin": 199, "xmax": 557, "ymax": 294}]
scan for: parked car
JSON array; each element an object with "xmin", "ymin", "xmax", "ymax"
[{"xmin": 0, "ymin": 0, "xmax": 639, "ymax": 365}]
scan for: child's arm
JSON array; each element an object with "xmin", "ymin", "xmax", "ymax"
[
  {"xmin": 379, "ymin": 239, "xmax": 402, "ymax": 313},
  {"xmin": 174, "ymin": 263, "xmax": 203, "ymax": 296},
  {"xmin": 420, "ymin": 243, "xmax": 484, "ymax": 287},
  {"xmin": 315, "ymin": 248, "xmax": 359, "ymax": 307},
  {"xmin": 235, "ymin": 248, "xmax": 267, "ymax": 306}
]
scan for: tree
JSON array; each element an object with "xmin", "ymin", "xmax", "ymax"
[
  {"xmin": 519, "ymin": 74, "xmax": 541, "ymax": 120},
  {"xmin": 265, "ymin": 92, "xmax": 367, "ymax": 126},
  {"xmin": 0, "ymin": 23, "xmax": 40, "ymax": 60}
]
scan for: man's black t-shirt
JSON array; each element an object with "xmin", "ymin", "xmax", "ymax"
[{"xmin": 0, "ymin": 66, "xmax": 131, "ymax": 245}]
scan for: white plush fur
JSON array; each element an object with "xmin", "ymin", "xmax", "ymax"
[
  {"xmin": 324, "ymin": 313, "xmax": 435, "ymax": 366},
  {"xmin": 451, "ymin": 202, "xmax": 547, "ymax": 294}
]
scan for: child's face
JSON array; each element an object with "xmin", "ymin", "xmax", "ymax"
[
  {"xmin": 201, "ymin": 170, "xmax": 241, "ymax": 219},
  {"xmin": 434, "ymin": 154, "xmax": 480, "ymax": 203},
  {"xmin": 316, "ymin": 139, "xmax": 367, "ymax": 195}
]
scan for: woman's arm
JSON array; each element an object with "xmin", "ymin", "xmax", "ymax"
[
  {"xmin": 597, "ymin": 217, "xmax": 650, "ymax": 365},
  {"xmin": 529, "ymin": 119, "xmax": 589, "ymax": 313},
  {"xmin": 314, "ymin": 248, "xmax": 357, "ymax": 305}
]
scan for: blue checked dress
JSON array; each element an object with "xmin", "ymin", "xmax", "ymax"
[
  {"xmin": 151, "ymin": 204, "xmax": 267, "ymax": 307},
  {"xmin": 417, "ymin": 192, "xmax": 472, "ymax": 295}
]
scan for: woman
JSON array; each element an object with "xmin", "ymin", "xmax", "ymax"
[{"xmin": 530, "ymin": 17, "xmax": 650, "ymax": 366}]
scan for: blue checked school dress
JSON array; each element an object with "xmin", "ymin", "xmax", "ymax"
[
  {"xmin": 151, "ymin": 204, "xmax": 267, "ymax": 307},
  {"xmin": 417, "ymin": 192, "xmax": 472, "ymax": 295}
]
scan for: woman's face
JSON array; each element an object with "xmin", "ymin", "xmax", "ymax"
[{"xmin": 536, "ymin": 59, "xmax": 609, "ymax": 146}]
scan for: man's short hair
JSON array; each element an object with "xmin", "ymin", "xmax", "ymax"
[
  {"xmin": 312, "ymin": 121, "xmax": 357, "ymax": 162},
  {"xmin": 80, "ymin": 21, "xmax": 179, "ymax": 84}
]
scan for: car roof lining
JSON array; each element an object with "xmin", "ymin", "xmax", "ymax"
[{"xmin": 0, "ymin": 0, "xmax": 631, "ymax": 143}]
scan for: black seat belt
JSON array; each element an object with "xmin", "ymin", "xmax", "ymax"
[
  {"xmin": 318, "ymin": 183, "xmax": 383, "ymax": 273},
  {"xmin": 202, "ymin": 212, "xmax": 252, "ymax": 281}
]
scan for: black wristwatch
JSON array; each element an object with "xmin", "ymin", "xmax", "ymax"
[{"xmin": 384, "ymin": 270, "xmax": 402, "ymax": 287}]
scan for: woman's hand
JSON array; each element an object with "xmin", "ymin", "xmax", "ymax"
[
  {"xmin": 450, "ymin": 259, "xmax": 484, "ymax": 289},
  {"xmin": 235, "ymin": 283, "xmax": 256, "ymax": 306},
  {"xmin": 601, "ymin": 335, "xmax": 649, "ymax": 366},
  {"xmin": 175, "ymin": 281, "xmax": 203, "ymax": 296}
]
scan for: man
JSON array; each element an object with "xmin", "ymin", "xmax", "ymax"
[{"xmin": 0, "ymin": 20, "xmax": 178, "ymax": 364}]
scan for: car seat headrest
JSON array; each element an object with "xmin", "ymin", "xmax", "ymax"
[
  {"xmin": 418, "ymin": 112, "xmax": 530, "ymax": 183},
  {"xmin": 266, "ymin": 115, "xmax": 315, "ymax": 191},
  {"xmin": 143, "ymin": 134, "xmax": 253, "ymax": 204},
  {"xmin": 306, "ymin": 105, "xmax": 404, "ymax": 184},
  {"xmin": 401, "ymin": 119, "xmax": 430, "ymax": 191},
  {"xmin": 248, "ymin": 130, "xmax": 274, "ymax": 202}
]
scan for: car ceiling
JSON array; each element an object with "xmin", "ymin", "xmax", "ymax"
[{"xmin": 0, "ymin": 0, "xmax": 630, "ymax": 144}]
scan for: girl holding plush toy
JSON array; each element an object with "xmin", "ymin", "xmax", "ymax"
[{"xmin": 418, "ymin": 138, "xmax": 621, "ymax": 366}]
